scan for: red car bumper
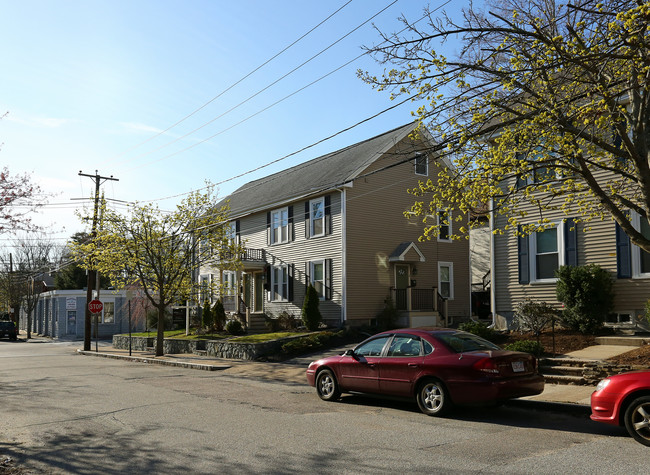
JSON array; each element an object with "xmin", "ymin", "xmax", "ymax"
[
  {"xmin": 447, "ymin": 373, "xmax": 545, "ymax": 404},
  {"xmin": 590, "ymin": 390, "xmax": 620, "ymax": 426}
]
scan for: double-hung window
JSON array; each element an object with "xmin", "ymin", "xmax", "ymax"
[
  {"xmin": 200, "ymin": 275, "xmax": 211, "ymax": 303},
  {"xmin": 438, "ymin": 262, "xmax": 453, "ymax": 299},
  {"xmin": 532, "ymin": 227, "xmax": 561, "ymax": 280},
  {"xmin": 437, "ymin": 210, "xmax": 451, "ymax": 241},
  {"xmin": 271, "ymin": 265, "xmax": 289, "ymax": 301},
  {"xmin": 222, "ymin": 271, "xmax": 236, "ymax": 296},
  {"xmin": 414, "ymin": 154, "xmax": 428, "ymax": 176},
  {"xmin": 630, "ymin": 212, "xmax": 650, "ymax": 277},
  {"xmin": 310, "ymin": 198, "xmax": 325, "ymax": 238},
  {"xmin": 271, "ymin": 208, "xmax": 289, "ymax": 244},
  {"xmin": 519, "ymin": 219, "xmax": 577, "ymax": 284},
  {"xmin": 309, "ymin": 260, "xmax": 325, "ymax": 299}
]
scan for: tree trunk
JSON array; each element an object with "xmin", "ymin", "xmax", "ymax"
[{"xmin": 156, "ymin": 305, "xmax": 165, "ymax": 356}]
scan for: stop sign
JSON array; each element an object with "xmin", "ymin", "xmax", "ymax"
[{"xmin": 89, "ymin": 299, "xmax": 103, "ymax": 314}]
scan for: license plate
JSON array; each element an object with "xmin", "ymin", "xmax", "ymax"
[{"xmin": 511, "ymin": 361, "xmax": 525, "ymax": 372}]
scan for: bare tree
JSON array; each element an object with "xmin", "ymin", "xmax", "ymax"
[{"xmin": 4, "ymin": 234, "xmax": 58, "ymax": 338}]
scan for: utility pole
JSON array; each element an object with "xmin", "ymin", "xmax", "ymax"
[{"xmin": 78, "ymin": 171, "xmax": 118, "ymax": 351}]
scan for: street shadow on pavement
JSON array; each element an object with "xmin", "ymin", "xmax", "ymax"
[{"xmin": 332, "ymin": 394, "xmax": 629, "ymax": 439}]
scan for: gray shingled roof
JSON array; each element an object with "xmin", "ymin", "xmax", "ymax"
[{"xmin": 223, "ymin": 123, "xmax": 417, "ymax": 217}]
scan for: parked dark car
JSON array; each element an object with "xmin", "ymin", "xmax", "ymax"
[
  {"xmin": 0, "ymin": 320, "xmax": 18, "ymax": 341},
  {"xmin": 591, "ymin": 371, "xmax": 650, "ymax": 446},
  {"xmin": 306, "ymin": 328, "xmax": 544, "ymax": 416}
]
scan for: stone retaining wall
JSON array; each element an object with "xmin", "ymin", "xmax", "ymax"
[{"xmin": 112, "ymin": 334, "xmax": 307, "ymax": 360}]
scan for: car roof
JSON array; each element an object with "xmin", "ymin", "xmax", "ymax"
[{"xmin": 377, "ymin": 328, "xmax": 459, "ymax": 337}]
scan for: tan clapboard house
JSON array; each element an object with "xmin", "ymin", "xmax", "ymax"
[
  {"xmin": 201, "ymin": 123, "xmax": 471, "ymax": 330},
  {"xmin": 491, "ymin": 178, "xmax": 650, "ymax": 331}
]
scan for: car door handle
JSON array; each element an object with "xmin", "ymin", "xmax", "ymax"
[
  {"xmin": 408, "ymin": 363, "xmax": 419, "ymax": 368},
  {"xmin": 367, "ymin": 363, "xmax": 376, "ymax": 368}
]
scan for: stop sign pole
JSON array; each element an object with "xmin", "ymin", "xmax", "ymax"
[{"xmin": 89, "ymin": 299, "xmax": 103, "ymax": 352}]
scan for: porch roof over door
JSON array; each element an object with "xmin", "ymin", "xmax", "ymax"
[{"xmin": 388, "ymin": 242, "xmax": 425, "ymax": 263}]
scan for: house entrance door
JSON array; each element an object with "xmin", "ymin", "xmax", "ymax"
[
  {"xmin": 395, "ymin": 264, "xmax": 410, "ymax": 310},
  {"xmin": 242, "ymin": 274, "xmax": 252, "ymax": 309},
  {"xmin": 67, "ymin": 311, "xmax": 76, "ymax": 335},
  {"xmin": 254, "ymin": 272, "xmax": 264, "ymax": 313}
]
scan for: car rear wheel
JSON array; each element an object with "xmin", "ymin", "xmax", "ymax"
[
  {"xmin": 624, "ymin": 396, "xmax": 650, "ymax": 447},
  {"xmin": 316, "ymin": 369, "xmax": 340, "ymax": 401},
  {"xmin": 417, "ymin": 379, "xmax": 450, "ymax": 416}
]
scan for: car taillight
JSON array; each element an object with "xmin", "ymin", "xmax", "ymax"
[{"xmin": 474, "ymin": 358, "xmax": 501, "ymax": 375}]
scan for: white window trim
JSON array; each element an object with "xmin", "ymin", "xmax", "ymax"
[
  {"xmin": 309, "ymin": 259, "xmax": 326, "ymax": 300},
  {"xmin": 270, "ymin": 264, "xmax": 289, "ymax": 302},
  {"xmin": 199, "ymin": 274, "xmax": 212, "ymax": 303},
  {"xmin": 222, "ymin": 271, "xmax": 237, "ymax": 297},
  {"xmin": 438, "ymin": 261, "xmax": 454, "ymax": 300},
  {"xmin": 271, "ymin": 207, "xmax": 289, "ymax": 245},
  {"xmin": 630, "ymin": 211, "xmax": 650, "ymax": 278},
  {"xmin": 529, "ymin": 221, "xmax": 565, "ymax": 284},
  {"xmin": 309, "ymin": 197, "xmax": 325, "ymax": 238},
  {"xmin": 226, "ymin": 222, "xmax": 237, "ymax": 244},
  {"xmin": 437, "ymin": 210, "xmax": 452, "ymax": 242},
  {"xmin": 414, "ymin": 154, "xmax": 428, "ymax": 176}
]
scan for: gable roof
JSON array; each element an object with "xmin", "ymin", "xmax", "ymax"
[{"xmin": 223, "ymin": 122, "xmax": 419, "ymax": 218}]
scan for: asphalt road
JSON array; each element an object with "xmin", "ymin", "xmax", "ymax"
[{"xmin": 1, "ymin": 339, "xmax": 647, "ymax": 474}]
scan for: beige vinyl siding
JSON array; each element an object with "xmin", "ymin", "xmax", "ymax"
[
  {"xmin": 494, "ymin": 204, "xmax": 650, "ymax": 321},
  {"xmin": 240, "ymin": 193, "xmax": 344, "ymax": 325},
  {"xmin": 345, "ymin": 137, "xmax": 471, "ymax": 323}
]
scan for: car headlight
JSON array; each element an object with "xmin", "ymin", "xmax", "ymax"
[{"xmin": 595, "ymin": 378, "xmax": 611, "ymax": 392}]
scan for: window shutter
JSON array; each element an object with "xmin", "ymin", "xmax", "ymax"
[
  {"xmin": 305, "ymin": 262, "xmax": 310, "ymax": 284},
  {"xmin": 264, "ymin": 266, "xmax": 271, "ymax": 291},
  {"xmin": 325, "ymin": 258, "xmax": 332, "ymax": 300},
  {"xmin": 325, "ymin": 195, "xmax": 332, "ymax": 235},
  {"xmin": 304, "ymin": 201, "xmax": 310, "ymax": 238},
  {"xmin": 564, "ymin": 218, "xmax": 577, "ymax": 266},
  {"xmin": 235, "ymin": 220, "xmax": 241, "ymax": 243},
  {"xmin": 616, "ymin": 222, "xmax": 632, "ymax": 278},
  {"xmin": 288, "ymin": 264, "xmax": 294, "ymax": 301},
  {"xmin": 517, "ymin": 227, "xmax": 530, "ymax": 284},
  {"xmin": 266, "ymin": 212, "xmax": 271, "ymax": 245},
  {"xmin": 288, "ymin": 206, "xmax": 294, "ymax": 242}
]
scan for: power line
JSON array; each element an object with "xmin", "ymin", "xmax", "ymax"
[{"xmin": 109, "ymin": 0, "xmax": 355, "ymax": 167}]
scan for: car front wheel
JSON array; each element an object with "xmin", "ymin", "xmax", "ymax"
[
  {"xmin": 316, "ymin": 369, "xmax": 340, "ymax": 401},
  {"xmin": 417, "ymin": 379, "xmax": 450, "ymax": 416},
  {"xmin": 624, "ymin": 396, "xmax": 650, "ymax": 446}
]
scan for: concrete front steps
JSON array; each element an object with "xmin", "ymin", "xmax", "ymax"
[{"xmin": 539, "ymin": 357, "xmax": 596, "ymax": 386}]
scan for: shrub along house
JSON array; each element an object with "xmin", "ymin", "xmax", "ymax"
[{"xmin": 200, "ymin": 123, "xmax": 471, "ymax": 330}]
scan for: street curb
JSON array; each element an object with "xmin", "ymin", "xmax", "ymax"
[
  {"xmin": 504, "ymin": 398, "xmax": 591, "ymax": 417},
  {"xmin": 77, "ymin": 350, "xmax": 232, "ymax": 371}
]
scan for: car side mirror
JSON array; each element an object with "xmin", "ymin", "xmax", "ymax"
[{"xmin": 343, "ymin": 349, "xmax": 357, "ymax": 359}]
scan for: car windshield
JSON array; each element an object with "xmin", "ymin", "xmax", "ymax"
[{"xmin": 436, "ymin": 331, "xmax": 500, "ymax": 353}]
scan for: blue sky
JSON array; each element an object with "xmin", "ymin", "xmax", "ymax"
[{"xmin": 1, "ymin": 0, "xmax": 468, "ymax": 245}]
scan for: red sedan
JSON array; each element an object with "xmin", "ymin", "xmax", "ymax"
[
  {"xmin": 591, "ymin": 370, "xmax": 650, "ymax": 446},
  {"xmin": 306, "ymin": 328, "xmax": 545, "ymax": 416}
]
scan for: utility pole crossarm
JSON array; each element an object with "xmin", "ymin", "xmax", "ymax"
[{"xmin": 78, "ymin": 170, "xmax": 119, "ymax": 351}]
